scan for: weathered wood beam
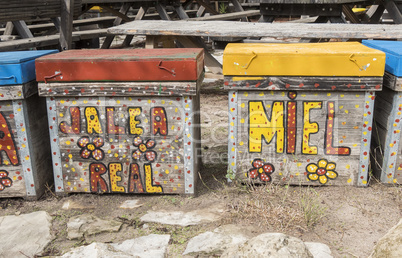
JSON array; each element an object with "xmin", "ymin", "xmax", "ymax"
[
  {"xmin": 195, "ymin": 0, "xmax": 219, "ymax": 15},
  {"xmin": 156, "ymin": 3, "xmax": 172, "ymax": 21},
  {"xmin": 189, "ymin": 10, "xmax": 260, "ymax": 21},
  {"xmin": 101, "ymin": 2, "xmax": 132, "ymax": 49},
  {"xmin": 230, "ymin": 0, "xmax": 248, "ymax": 22},
  {"xmin": 108, "ymin": 20, "xmax": 402, "ymax": 39},
  {"xmin": 12, "ymin": 21, "xmax": 34, "ymax": 39},
  {"xmin": 362, "ymin": 5, "xmax": 385, "ymax": 24},
  {"xmin": 342, "ymin": 5, "xmax": 360, "ymax": 23},
  {"xmin": 122, "ymin": 6, "xmax": 148, "ymax": 47},
  {"xmin": 0, "ymin": 29, "xmax": 108, "ymax": 52},
  {"xmin": 379, "ymin": 0, "xmax": 402, "ymax": 24},
  {"xmin": 99, "ymin": 5, "xmax": 132, "ymax": 22},
  {"xmin": 60, "ymin": 0, "xmax": 74, "ymax": 50}
]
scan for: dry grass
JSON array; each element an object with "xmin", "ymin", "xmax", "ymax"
[{"xmin": 223, "ymin": 182, "xmax": 328, "ymax": 233}]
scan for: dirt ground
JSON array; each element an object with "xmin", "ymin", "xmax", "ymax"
[{"xmin": 0, "ymin": 86, "xmax": 401, "ymax": 257}]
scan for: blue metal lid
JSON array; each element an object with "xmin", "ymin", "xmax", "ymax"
[
  {"xmin": 362, "ymin": 40, "xmax": 402, "ymax": 77},
  {"xmin": 0, "ymin": 50, "xmax": 58, "ymax": 64},
  {"xmin": 362, "ymin": 40, "xmax": 402, "ymax": 57}
]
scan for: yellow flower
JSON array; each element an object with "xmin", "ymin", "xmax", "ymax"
[{"xmin": 306, "ymin": 159, "xmax": 338, "ymax": 185}]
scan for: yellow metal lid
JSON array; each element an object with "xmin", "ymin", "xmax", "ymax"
[{"xmin": 223, "ymin": 42, "xmax": 385, "ymax": 77}]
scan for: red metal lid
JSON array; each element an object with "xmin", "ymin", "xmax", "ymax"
[{"xmin": 35, "ymin": 49, "xmax": 204, "ymax": 82}]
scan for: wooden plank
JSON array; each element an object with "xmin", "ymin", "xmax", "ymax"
[
  {"xmin": 12, "ymin": 21, "xmax": 34, "ymax": 39},
  {"xmin": 108, "ymin": 20, "xmax": 402, "ymax": 39},
  {"xmin": 383, "ymin": 72, "xmax": 402, "ymax": 91},
  {"xmin": 38, "ymin": 81, "xmax": 200, "ymax": 97},
  {"xmin": 380, "ymin": 0, "xmax": 402, "ymax": 24},
  {"xmin": 188, "ymin": 10, "xmax": 260, "ymax": 21},
  {"xmin": 230, "ymin": 0, "xmax": 248, "ymax": 22},
  {"xmin": 0, "ymin": 11, "xmax": 198, "ymax": 35},
  {"xmin": 21, "ymin": 95, "xmax": 53, "ymax": 198},
  {"xmin": 101, "ymin": 2, "xmax": 133, "ymax": 49},
  {"xmin": 99, "ymin": 5, "xmax": 132, "ymax": 22},
  {"xmin": 224, "ymin": 76, "xmax": 383, "ymax": 91},
  {"xmin": 82, "ymin": 0, "xmax": 149, "ymax": 2},
  {"xmin": 196, "ymin": 6, "xmax": 206, "ymax": 18},
  {"xmin": 0, "ymin": 29, "xmax": 108, "ymax": 51},
  {"xmin": 0, "ymin": 0, "xmax": 81, "ymax": 22},
  {"xmin": 4, "ymin": 22, "xmax": 14, "ymax": 35},
  {"xmin": 342, "ymin": 5, "xmax": 360, "ymax": 24},
  {"xmin": 195, "ymin": 0, "xmax": 219, "ymax": 15},
  {"xmin": 362, "ymin": 5, "xmax": 385, "ymax": 24},
  {"xmin": 60, "ymin": 0, "xmax": 74, "ymax": 50},
  {"xmin": 259, "ymin": 0, "xmax": 367, "ymax": 3},
  {"xmin": 123, "ymin": 6, "xmax": 148, "ymax": 47},
  {"xmin": 156, "ymin": 3, "xmax": 172, "ymax": 21},
  {"xmin": 175, "ymin": 5, "xmax": 190, "ymax": 20},
  {"xmin": 0, "ymin": 81, "xmax": 38, "ymax": 101}
]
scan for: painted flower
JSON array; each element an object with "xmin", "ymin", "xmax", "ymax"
[
  {"xmin": 132, "ymin": 135, "xmax": 157, "ymax": 162},
  {"xmin": 0, "ymin": 170, "xmax": 12, "ymax": 191},
  {"xmin": 248, "ymin": 158, "xmax": 275, "ymax": 182},
  {"xmin": 78, "ymin": 136, "xmax": 104, "ymax": 161},
  {"xmin": 306, "ymin": 159, "xmax": 338, "ymax": 185}
]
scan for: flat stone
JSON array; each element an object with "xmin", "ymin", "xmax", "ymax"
[
  {"xmin": 119, "ymin": 200, "xmax": 143, "ymax": 209},
  {"xmin": 61, "ymin": 234, "xmax": 170, "ymax": 258},
  {"xmin": 67, "ymin": 214, "xmax": 122, "ymax": 240},
  {"xmin": 0, "ymin": 211, "xmax": 53, "ymax": 257},
  {"xmin": 304, "ymin": 242, "xmax": 333, "ymax": 258},
  {"xmin": 221, "ymin": 233, "xmax": 313, "ymax": 258},
  {"xmin": 111, "ymin": 234, "xmax": 170, "ymax": 258},
  {"xmin": 370, "ymin": 218, "xmax": 402, "ymax": 258},
  {"xmin": 140, "ymin": 203, "xmax": 225, "ymax": 226},
  {"xmin": 60, "ymin": 242, "xmax": 132, "ymax": 258},
  {"xmin": 183, "ymin": 224, "xmax": 256, "ymax": 255},
  {"xmin": 62, "ymin": 200, "xmax": 95, "ymax": 210}
]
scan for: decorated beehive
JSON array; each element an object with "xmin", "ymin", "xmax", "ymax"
[
  {"xmin": 35, "ymin": 49, "xmax": 203, "ymax": 195},
  {"xmin": 0, "ymin": 50, "xmax": 57, "ymax": 199},
  {"xmin": 363, "ymin": 40, "xmax": 402, "ymax": 184},
  {"xmin": 223, "ymin": 42, "xmax": 385, "ymax": 186}
]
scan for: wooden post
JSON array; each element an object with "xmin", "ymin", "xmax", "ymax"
[
  {"xmin": 60, "ymin": 0, "xmax": 74, "ymax": 51},
  {"xmin": 12, "ymin": 21, "xmax": 34, "ymax": 39},
  {"xmin": 4, "ymin": 22, "xmax": 14, "ymax": 35},
  {"xmin": 380, "ymin": 0, "xmax": 402, "ymax": 24},
  {"xmin": 122, "ymin": 6, "xmax": 148, "ymax": 47},
  {"xmin": 101, "ymin": 2, "xmax": 132, "ymax": 49}
]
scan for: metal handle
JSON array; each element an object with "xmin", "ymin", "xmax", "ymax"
[
  {"xmin": 242, "ymin": 51, "xmax": 257, "ymax": 69},
  {"xmin": 158, "ymin": 61, "xmax": 176, "ymax": 76},
  {"xmin": 0, "ymin": 75, "xmax": 16, "ymax": 82},
  {"xmin": 349, "ymin": 53, "xmax": 365, "ymax": 71},
  {"xmin": 44, "ymin": 73, "xmax": 62, "ymax": 83}
]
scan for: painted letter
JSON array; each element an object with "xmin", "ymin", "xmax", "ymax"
[
  {"xmin": 128, "ymin": 163, "xmax": 144, "ymax": 193},
  {"xmin": 109, "ymin": 163, "xmax": 125, "ymax": 192},
  {"xmin": 85, "ymin": 107, "xmax": 102, "ymax": 134},
  {"xmin": 128, "ymin": 107, "xmax": 143, "ymax": 135},
  {"xmin": 106, "ymin": 107, "xmax": 125, "ymax": 134},
  {"xmin": 144, "ymin": 164, "xmax": 162, "ymax": 193},
  {"xmin": 0, "ymin": 112, "xmax": 19, "ymax": 165},
  {"xmin": 249, "ymin": 101, "xmax": 284, "ymax": 153},
  {"xmin": 151, "ymin": 107, "xmax": 168, "ymax": 136},
  {"xmin": 89, "ymin": 163, "xmax": 108, "ymax": 193},
  {"xmin": 302, "ymin": 102, "xmax": 322, "ymax": 155},
  {"xmin": 325, "ymin": 102, "xmax": 351, "ymax": 155},
  {"xmin": 287, "ymin": 101, "xmax": 297, "ymax": 154},
  {"xmin": 59, "ymin": 107, "xmax": 80, "ymax": 134}
]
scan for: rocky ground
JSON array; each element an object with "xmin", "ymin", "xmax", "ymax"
[{"xmin": 0, "ymin": 83, "xmax": 401, "ymax": 258}]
